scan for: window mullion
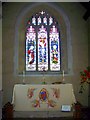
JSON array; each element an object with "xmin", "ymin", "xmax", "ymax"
[
  {"xmin": 47, "ymin": 26, "xmax": 50, "ymax": 71},
  {"xmin": 36, "ymin": 26, "xmax": 38, "ymax": 71},
  {"xmin": 59, "ymin": 31, "xmax": 61, "ymax": 71}
]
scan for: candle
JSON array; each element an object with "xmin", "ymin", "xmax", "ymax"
[
  {"xmin": 23, "ymin": 70, "xmax": 25, "ymax": 77},
  {"xmin": 63, "ymin": 70, "xmax": 64, "ymax": 77},
  {"xmin": 23, "ymin": 70, "xmax": 25, "ymax": 83},
  {"xmin": 62, "ymin": 70, "xmax": 65, "ymax": 83}
]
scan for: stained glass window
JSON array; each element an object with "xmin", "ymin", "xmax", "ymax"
[{"xmin": 26, "ymin": 11, "xmax": 61, "ymax": 72}]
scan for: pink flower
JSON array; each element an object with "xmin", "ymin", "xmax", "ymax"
[
  {"xmin": 87, "ymin": 72, "xmax": 90, "ymax": 79},
  {"xmin": 79, "ymin": 66, "xmax": 90, "ymax": 93},
  {"xmin": 84, "ymin": 69, "xmax": 88, "ymax": 74}
]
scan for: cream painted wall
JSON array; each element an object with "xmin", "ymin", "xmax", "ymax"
[{"xmin": 2, "ymin": 2, "xmax": 89, "ymax": 107}]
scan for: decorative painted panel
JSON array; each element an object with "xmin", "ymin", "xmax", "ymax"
[{"xmin": 12, "ymin": 84, "xmax": 76, "ymax": 111}]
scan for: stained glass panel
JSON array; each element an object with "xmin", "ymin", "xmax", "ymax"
[
  {"xmin": 26, "ymin": 26, "xmax": 36, "ymax": 71},
  {"xmin": 38, "ymin": 16, "xmax": 41, "ymax": 25},
  {"xmin": 50, "ymin": 26, "xmax": 60, "ymax": 71},
  {"xmin": 43, "ymin": 17, "xmax": 47, "ymax": 25},
  {"xmin": 49, "ymin": 17, "xmax": 53, "ymax": 25},
  {"xmin": 32, "ymin": 17, "xmax": 36, "ymax": 25},
  {"xmin": 38, "ymin": 26, "xmax": 48, "ymax": 71}
]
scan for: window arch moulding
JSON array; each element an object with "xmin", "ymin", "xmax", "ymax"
[{"xmin": 14, "ymin": 3, "xmax": 73, "ymax": 76}]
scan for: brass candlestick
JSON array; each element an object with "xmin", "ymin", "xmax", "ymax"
[
  {"xmin": 22, "ymin": 70, "xmax": 25, "ymax": 84},
  {"xmin": 62, "ymin": 70, "xmax": 65, "ymax": 84}
]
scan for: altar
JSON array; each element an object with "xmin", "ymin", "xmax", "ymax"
[{"xmin": 12, "ymin": 83, "xmax": 76, "ymax": 112}]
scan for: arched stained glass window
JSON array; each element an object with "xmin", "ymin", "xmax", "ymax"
[{"xmin": 26, "ymin": 11, "xmax": 61, "ymax": 72}]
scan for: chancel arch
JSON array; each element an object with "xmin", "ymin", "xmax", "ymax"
[{"xmin": 14, "ymin": 3, "xmax": 73, "ymax": 76}]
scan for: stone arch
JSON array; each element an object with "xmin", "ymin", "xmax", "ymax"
[{"xmin": 14, "ymin": 3, "xmax": 73, "ymax": 76}]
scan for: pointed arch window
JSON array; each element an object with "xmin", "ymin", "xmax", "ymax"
[{"xmin": 26, "ymin": 11, "xmax": 61, "ymax": 72}]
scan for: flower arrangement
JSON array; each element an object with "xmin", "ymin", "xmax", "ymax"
[{"xmin": 79, "ymin": 66, "xmax": 90, "ymax": 93}]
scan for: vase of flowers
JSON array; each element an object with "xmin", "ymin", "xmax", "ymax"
[{"xmin": 79, "ymin": 66, "xmax": 90, "ymax": 93}]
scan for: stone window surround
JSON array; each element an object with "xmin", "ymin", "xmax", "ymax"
[{"xmin": 14, "ymin": 3, "xmax": 73, "ymax": 76}]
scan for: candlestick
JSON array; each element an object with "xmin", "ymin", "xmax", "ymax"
[
  {"xmin": 23, "ymin": 70, "xmax": 25, "ymax": 77},
  {"xmin": 23, "ymin": 70, "xmax": 25, "ymax": 84},
  {"xmin": 63, "ymin": 70, "xmax": 64, "ymax": 77},
  {"xmin": 62, "ymin": 70, "xmax": 65, "ymax": 83}
]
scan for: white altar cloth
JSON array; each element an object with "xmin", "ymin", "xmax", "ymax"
[{"xmin": 12, "ymin": 84, "xmax": 76, "ymax": 111}]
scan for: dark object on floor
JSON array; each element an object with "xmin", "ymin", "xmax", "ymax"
[
  {"xmin": 73, "ymin": 101, "xmax": 82, "ymax": 119},
  {"xmin": 2, "ymin": 102, "xmax": 13, "ymax": 120},
  {"xmin": 82, "ymin": 107, "xmax": 90, "ymax": 120}
]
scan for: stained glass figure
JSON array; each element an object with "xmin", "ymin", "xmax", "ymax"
[
  {"xmin": 38, "ymin": 16, "xmax": 41, "ymax": 25},
  {"xmin": 38, "ymin": 26, "xmax": 48, "ymax": 71},
  {"xmin": 32, "ymin": 17, "xmax": 36, "ymax": 25},
  {"xmin": 50, "ymin": 26, "xmax": 60, "ymax": 71},
  {"xmin": 26, "ymin": 26, "xmax": 36, "ymax": 71},
  {"xmin": 49, "ymin": 16, "xmax": 53, "ymax": 25},
  {"xmin": 43, "ymin": 17, "xmax": 47, "ymax": 25}
]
